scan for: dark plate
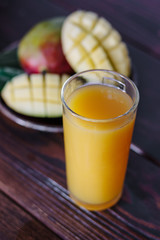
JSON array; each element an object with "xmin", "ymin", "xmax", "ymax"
[
  {"xmin": 0, "ymin": 97, "xmax": 63, "ymax": 132},
  {"xmin": 0, "ymin": 45, "xmax": 138, "ymax": 133}
]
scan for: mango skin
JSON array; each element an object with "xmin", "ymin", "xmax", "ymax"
[{"xmin": 18, "ymin": 17, "xmax": 72, "ymax": 74}]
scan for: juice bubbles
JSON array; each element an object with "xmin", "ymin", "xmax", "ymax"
[{"xmin": 62, "ymin": 70, "xmax": 139, "ymax": 211}]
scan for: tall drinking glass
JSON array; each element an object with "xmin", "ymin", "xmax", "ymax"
[{"xmin": 61, "ymin": 69, "xmax": 139, "ymax": 211}]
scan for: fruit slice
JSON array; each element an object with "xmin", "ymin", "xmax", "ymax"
[
  {"xmin": 61, "ymin": 10, "xmax": 131, "ymax": 77},
  {"xmin": 1, "ymin": 73, "xmax": 70, "ymax": 118}
]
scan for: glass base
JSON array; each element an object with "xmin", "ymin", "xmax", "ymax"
[{"xmin": 70, "ymin": 191, "xmax": 122, "ymax": 211}]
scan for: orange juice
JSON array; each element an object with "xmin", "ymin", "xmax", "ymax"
[{"xmin": 63, "ymin": 83, "xmax": 136, "ymax": 211}]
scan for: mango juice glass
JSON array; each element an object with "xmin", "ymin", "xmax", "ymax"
[{"xmin": 61, "ymin": 69, "xmax": 139, "ymax": 211}]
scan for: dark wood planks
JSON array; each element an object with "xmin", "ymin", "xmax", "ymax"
[
  {"xmin": 0, "ymin": 0, "xmax": 160, "ymax": 160},
  {"xmin": 1, "ymin": 0, "xmax": 160, "ymax": 59},
  {"xmin": 0, "ymin": 191, "xmax": 61, "ymax": 240},
  {"xmin": 0, "ymin": 115, "xmax": 159, "ymax": 239},
  {"xmin": 128, "ymin": 44, "xmax": 160, "ymax": 161},
  {"xmin": 0, "ymin": 0, "xmax": 66, "ymax": 51},
  {"xmin": 0, "ymin": 1, "xmax": 160, "ymax": 239},
  {"xmin": 1, "ymin": 42, "xmax": 160, "ymax": 161}
]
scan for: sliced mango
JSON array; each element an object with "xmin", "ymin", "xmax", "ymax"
[
  {"xmin": 1, "ymin": 73, "xmax": 70, "ymax": 118},
  {"xmin": 62, "ymin": 10, "xmax": 131, "ymax": 77}
]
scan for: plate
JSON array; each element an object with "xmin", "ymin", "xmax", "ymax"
[
  {"xmin": 0, "ymin": 45, "xmax": 63, "ymax": 132},
  {"xmin": 0, "ymin": 97, "xmax": 63, "ymax": 132},
  {"xmin": 0, "ymin": 45, "xmax": 138, "ymax": 133}
]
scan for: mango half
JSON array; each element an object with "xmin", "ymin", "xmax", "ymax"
[
  {"xmin": 61, "ymin": 10, "xmax": 131, "ymax": 77},
  {"xmin": 1, "ymin": 73, "xmax": 69, "ymax": 118}
]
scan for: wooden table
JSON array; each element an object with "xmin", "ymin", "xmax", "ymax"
[{"xmin": 0, "ymin": 0, "xmax": 160, "ymax": 239}]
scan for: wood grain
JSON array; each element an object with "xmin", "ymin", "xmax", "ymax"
[
  {"xmin": 1, "ymin": 0, "xmax": 160, "ymax": 160},
  {"xmin": 0, "ymin": 115, "xmax": 159, "ymax": 239},
  {"xmin": 0, "ymin": 191, "xmax": 61, "ymax": 240},
  {"xmin": 128, "ymin": 44, "xmax": 160, "ymax": 161},
  {"xmin": 0, "ymin": 1, "xmax": 160, "ymax": 239}
]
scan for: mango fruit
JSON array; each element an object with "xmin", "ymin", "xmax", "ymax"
[
  {"xmin": 1, "ymin": 73, "xmax": 70, "ymax": 118},
  {"xmin": 18, "ymin": 17, "xmax": 72, "ymax": 74},
  {"xmin": 61, "ymin": 10, "xmax": 131, "ymax": 77}
]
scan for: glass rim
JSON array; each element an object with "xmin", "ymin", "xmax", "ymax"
[{"xmin": 61, "ymin": 69, "xmax": 139, "ymax": 123}]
